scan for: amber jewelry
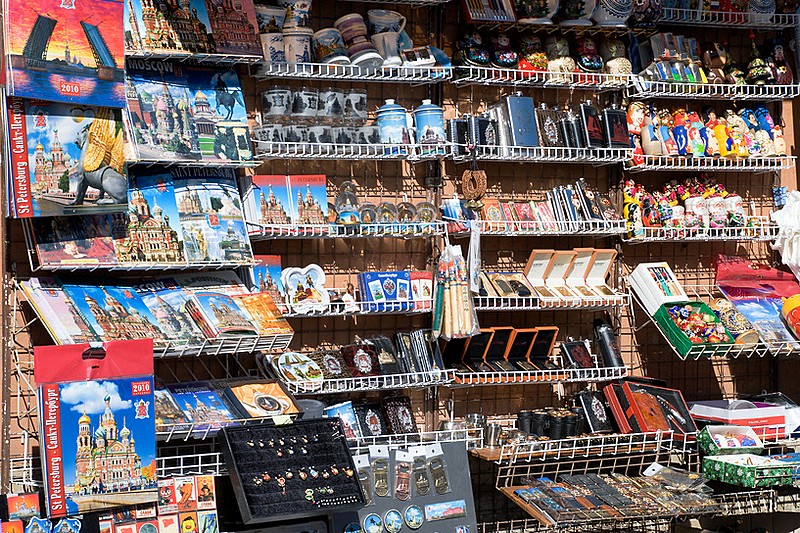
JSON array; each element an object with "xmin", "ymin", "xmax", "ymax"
[
  {"xmin": 300, "ymin": 447, "xmax": 309, "ymax": 455},
  {"xmin": 310, "ymin": 467, "xmax": 319, "ymax": 479},
  {"xmin": 258, "ymin": 439, "xmax": 265, "ymax": 448},
  {"xmin": 287, "ymin": 447, "xmax": 295, "ymax": 455},
  {"xmin": 277, "ymin": 476, "xmax": 286, "ymax": 495},
  {"xmin": 344, "ymin": 467, "xmax": 355, "ymax": 477},
  {"xmin": 278, "ymin": 438, "xmax": 285, "ymax": 446},
  {"xmin": 268, "ymin": 439, "xmax": 275, "ymax": 447},
  {"xmin": 290, "ymin": 436, "xmax": 298, "ymax": 444},
  {"xmin": 285, "ymin": 469, "xmax": 294, "ymax": 479},
  {"xmin": 252, "ymin": 476, "xmax": 263, "ymax": 486},
  {"xmin": 276, "ymin": 449, "xmax": 284, "ymax": 458},
  {"xmin": 301, "ymin": 436, "xmax": 309, "ymax": 444},
  {"xmin": 330, "ymin": 464, "xmax": 340, "ymax": 476},
  {"xmin": 322, "ymin": 469, "xmax": 330, "ymax": 479},
  {"xmin": 261, "ymin": 472, "xmax": 271, "ymax": 482},
  {"xmin": 246, "ymin": 440, "xmax": 256, "ymax": 447},
  {"xmin": 299, "ymin": 469, "xmax": 308, "ymax": 481}
]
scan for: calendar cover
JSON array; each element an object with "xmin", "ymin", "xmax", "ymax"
[
  {"xmin": 20, "ymin": 277, "xmax": 98, "ymax": 344},
  {"xmin": 174, "ymin": 169, "xmax": 252, "ymax": 263},
  {"xmin": 125, "ymin": 60, "xmax": 252, "ymax": 162},
  {"xmin": 62, "ymin": 283, "xmax": 165, "ymax": 342},
  {"xmin": 31, "ymin": 214, "xmax": 119, "ymax": 267},
  {"xmin": 125, "ymin": 0, "xmax": 259, "ymax": 55},
  {"xmin": 7, "ymin": 98, "xmax": 127, "ymax": 218},
  {"xmin": 244, "ymin": 175, "xmax": 292, "ymax": 226},
  {"xmin": 133, "ymin": 278, "xmax": 205, "ymax": 345},
  {"xmin": 34, "ymin": 339, "xmax": 157, "ymax": 517},
  {"xmin": 115, "ymin": 168, "xmax": 185, "ymax": 264},
  {"xmin": 5, "ymin": 0, "xmax": 125, "ymax": 107},
  {"xmin": 286, "ymin": 175, "xmax": 328, "ymax": 225},
  {"xmin": 166, "ymin": 382, "xmax": 237, "ymax": 432}
]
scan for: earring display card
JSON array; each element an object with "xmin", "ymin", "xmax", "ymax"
[
  {"xmin": 218, "ymin": 419, "xmax": 364, "ymax": 524},
  {"xmin": 332, "ymin": 442, "xmax": 478, "ymax": 533}
]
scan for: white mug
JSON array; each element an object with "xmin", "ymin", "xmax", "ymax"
[
  {"xmin": 367, "ymin": 9, "xmax": 406, "ymax": 34},
  {"xmin": 283, "ymin": 28, "xmax": 313, "ymax": 64},
  {"xmin": 260, "ymin": 33, "xmax": 286, "ymax": 64},
  {"xmin": 370, "ymin": 32, "xmax": 402, "ymax": 66}
]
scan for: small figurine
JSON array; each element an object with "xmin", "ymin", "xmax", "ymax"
[
  {"xmin": 518, "ymin": 31, "xmax": 548, "ymax": 71},
  {"xmin": 489, "ymin": 31, "xmax": 519, "ymax": 69},
  {"xmin": 641, "ymin": 108, "xmax": 664, "ymax": 156},
  {"xmin": 745, "ymin": 40, "xmax": 774, "ymax": 85},
  {"xmin": 686, "ymin": 111, "xmax": 707, "ymax": 157},
  {"xmin": 712, "ymin": 116, "xmax": 737, "ymax": 158},
  {"xmin": 771, "ymin": 39, "xmax": 794, "ymax": 84},
  {"xmin": 454, "ymin": 31, "xmax": 490, "ymax": 67},
  {"xmin": 600, "ymin": 38, "xmax": 632, "ymax": 82},
  {"xmin": 725, "ymin": 109, "xmax": 751, "ymax": 157},
  {"xmin": 575, "ymin": 37, "xmax": 603, "ymax": 73},
  {"xmin": 545, "ymin": 35, "xmax": 576, "ymax": 82},
  {"xmin": 702, "ymin": 43, "xmax": 728, "ymax": 83},
  {"xmin": 655, "ymin": 108, "xmax": 678, "ymax": 156}
]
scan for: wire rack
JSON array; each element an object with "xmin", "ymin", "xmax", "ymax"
[
  {"xmin": 657, "ymin": 8, "xmax": 800, "ymax": 28},
  {"xmin": 125, "ymin": 50, "xmax": 263, "ymax": 65},
  {"xmin": 452, "ymin": 66, "xmax": 632, "ymax": 90},
  {"xmin": 349, "ymin": 427, "xmax": 483, "ymax": 454},
  {"xmin": 628, "ymin": 79, "xmax": 800, "ymax": 101},
  {"xmin": 127, "ymin": 158, "xmax": 261, "ymax": 168},
  {"xmin": 155, "ymin": 334, "xmax": 293, "ymax": 358},
  {"xmin": 449, "ymin": 365, "xmax": 628, "ymax": 387},
  {"xmin": 627, "ymin": 155, "xmax": 796, "ymax": 173},
  {"xmin": 346, "ymin": 0, "xmax": 452, "ymax": 4},
  {"xmin": 247, "ymin": 221, "xmax": 447, "ymax": 241},
  {"xmin": 622, "ymin": 216, "xmax": 779, "ymax": 244},
  {"xmin": 281, "ymin": 298, "xmax": 432, "ymax": 318},
  {"xmin": 630, "ymin": 285, "xmax": 800, "ymax": 360},
  {"xmin": 491, "ymin": 431, "xmax": 676, "ymax": 465},
  {"xmin": 279, "ymin": 369, "xmax": 456, "ymax": 395},
  {"xmin": 454, "ymin": 146, "xmax": 632, "ymax": 165},
  {"xmin": 253, "ymin": 62, "xmax": 452, "ymax": 83},
  {"xmin": 254, "ymin": 140, "xmax": 450, "ymax": 161},
  {"xmin": 474, "ymin": 293, "xmax": 630, "ymax": 312},
  {"xmin": 715, "ymin": 489, "xmax": 777, "ymax": 515},
  {"xmin": 478, "ymin": 516, "xmax": 673, "ymax": 533},
  {"xmin": 156, "ymin": 443, "xmax": 227, "ymax": 478},
  {"xmin": 450, "ymin": 219, "xmax": 627, "ymax": 238}
]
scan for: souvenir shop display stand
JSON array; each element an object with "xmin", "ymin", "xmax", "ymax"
[{"xmin": 2, "ymin": 0, "xmax": 800, "ymax": 532}]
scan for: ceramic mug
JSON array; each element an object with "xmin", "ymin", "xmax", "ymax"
[
  {"xmin": 283, "ymin": 125, "xmax": 307, "ymax": 143},
  {"xmin": 254, "ymin": 5, "xmax": 286, "ymax": 33},
  {"xmin": 371, "ymin": 31, "xmax": 402, "ymax": 66},
  {"xmin": 318, "ymin": 87, "xmax": 346, "ymax": 124},
  {"xmin": 343, "ymin": 89, "xmax": 368, "ymax": 126},
  {"xmin": 281, "ymin": 0, "xmax": 312, "ymax": 29},
  {"xmin": 334, "ymin": 13, "xmax": 376, "ymax": 57},
  {"xmin": 307, "ymin": 125, "xmax": 333, "ymax": 144},
  {"xmin": 291, "ymin": 86, "xmax": 319, "ymax": 121},
  {"xmin": 333, "ymin": 127, "xmax": 355, "ymax": 145},
  {"xmin": 284, "ymin": 27, "xmax": 313, "ymax": 64},
  {"xmin": 367, "ymin": 9, "xmax": 406, "ymax": 34},
  {"xmin": 253, "ymin": 123, "xmax": 284, "ymax": 143},
  {"xmin": 262, "ymin": 86, "xmax": 292, "ymax": 119},
  {"xmin": 312, "ymin": 28, "xmax": 350, "ymax": 64},
  {"xmin": 260, "ymin": 33, "xmax": 286, "ymax": 64},
  {"xmin": 354, "ymin": 125, "xmax": 380, "ymax": 144}
]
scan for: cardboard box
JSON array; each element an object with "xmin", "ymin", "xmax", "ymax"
[
  {"xmin": 691, "ymin": 400, "xmax": 786, "ymax": 440},
  {"xmin": 697, "ymin": 425, "xmax": 763, "ymax": 456},
  {"xmin": 702, "ymin": 455, "xmax": 793, "ymax": 488}
]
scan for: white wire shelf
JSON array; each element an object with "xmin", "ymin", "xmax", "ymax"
[
  {"xmin": 254, "ymin": 62, "xmax": 451, "ymax": 84},
  {"xmin": 474, "ymin": 293, "xmax": 630, "ymax": 311},
  {"xmin": 348, "ymin": 428, "xmax": 483, "ymax": 454},
  {"xmin": 126, "ymin": 49, "xmax": 263, "ymax": 65},
  {"xmin": 128, "ymin": 158, "xmax": 260, "ymax": 168},
  {"xmin": 30, "ymin": 259, "xmax": 257, "ymax": 273},
  {"xmin": 631, "ymin": 285, "xmax": 800, "ymax": 360},
  {"xmin": 627, "ymin": 155, "xmax": 795, "ymax": 173},
  {"xmin": 281, "ymin": 297, "xmax": 432, "ymax": 318},
  {"xmin": 629, "ymin": 79, "xmax": 800, "ymax": 101},
  {"xmin": 452, "ymin": 218, "xmax": 626, "ymax": 237},
  {"xmin": 157, "ymin": 447, "xmax": 227, "ymax": 478},
  {"xmin": 154, "ymin": 334, "xmax": 294, "ymax": 359},
  {"xmin": 453, "ymin": 66, "xmax": 632, "ymax": 90},
  {"xmin": 157, "ymin": 415, "xmax": 298, "ymax": 442},
  {"xmin": 280, "ymin": 369, "xmax": 456, "ymax": 395},
  {"xmin": 478, "ymin": 516, "xmax": 673, "ymax": 533},
  {"xmin": 247, "ymin": 221, "xmax": 446, "ymax": 240},
  {"xmin": 623, "ymin": 215, "xmax": 779, "ymax": 243},
  {"xmin": 658, "ymin": 8, "xmax": 800, "ymax": 28},
  {"xmin": 448, "ymin": 365, "xmax": 628, "ymax": 387},
  {"xmin": 254, "ymin": 140, "xmax": 450, "ymax": 161},
  {"xmin": 488, "ymin": 431, "xmax": 675, "ymax": 465},
  {"xmin": 716, "ymin": 490, "xmax": 777, "ymax": 515},
  {"xmin": 455, "ymin": 145, "xmax": 632, "ymax": 165}
]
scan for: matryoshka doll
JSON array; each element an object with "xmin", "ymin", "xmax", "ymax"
[
  {"xmin": 575, "ymin": 37, "xmax": 603, "ymax": 83},
  {"xmin": 704, "ymin": 107, "xmax": 734, "ymax": 158},
  {"xmin": 627, "ymin": 101, "xmax": 645, "ymax": 137},
  {"xmin": 671, "ymin": 109, "xmax": 689, "ymax": 156},
  {"xmin": 739, "ymin": 108, "xmax": 771, "ymax": 155},
  {"xmin": 773, "ymin": 125, "xmax": 787, "ymax": 156},
  {"xmin": 724, "ymin": 109, "xmax": 750, "ymax": 157},
  {"xmin": 686, "ymin": 111, "xmax": 706, "ymax": 157},
  {"xmin": 753, "ymin": 104, "xmax": 776, "ymax": 138},
  {"xmin": 641, "ymin": 106, "xmax": 664, "ymax": 156},
  {"xmin": 655, "ymin": 108, "xmax": 678, "ymax": 156}
]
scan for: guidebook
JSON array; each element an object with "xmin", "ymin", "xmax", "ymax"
[
  {"xmin": 133, "ymin": 278, "xmax": 205, "ymax": 345},
  {"xmin": 7, "ymin": 98, "xmax": 128, "ymax": 218},
  {"xmin": 125, "ymin": 0, "xmax": 260, "ymax": 56},
  {"xmin": 116, "ymin": 168, "xmax": 186, "ymax": 264},
  {"xmin": 125, "ymin": 60, "xmax": 252, "ymax": 163},
  {"xmin": 173, "ymin": 169, "xmax": 252, "ymax": 263},
  {"xmin": 19, "ymin": 277, "xmax": 98, "ymax": 344},
  {"xmin": 166, "ymin": 381, "xmax": 237, "ymax": 432},
  {"xmin": 5, "ymin": 0, "xmax": 125, "ymax": 107}
]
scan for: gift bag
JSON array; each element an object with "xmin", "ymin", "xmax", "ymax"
[{"xmin": 34, "ymin": 339, "xmax": 157, "ymax": 517}]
